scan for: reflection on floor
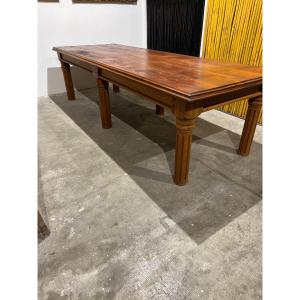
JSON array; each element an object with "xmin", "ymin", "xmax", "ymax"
[{"xmin": 38, "ymin": 86, "xmax": 262, "ymax": 300}]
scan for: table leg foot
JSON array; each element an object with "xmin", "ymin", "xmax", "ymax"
[
  {"xmin": 97, "ymin": 78, "xmax": 112, "ymax": 129},
  {"xmin": 156, "ymin": 105, "xmax": 164, "ymax": 115},
  {"xmin": 60, "ymin": 60, "xmax": 75, "ymax": 100},
  {"xmin": 238, "ymin": 96, "xmax": 262, "ymax": 156}
]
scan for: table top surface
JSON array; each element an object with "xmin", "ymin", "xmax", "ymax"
[{"xmin": 54, "ymin": 44, "xmax": 262, "ymax": 100}]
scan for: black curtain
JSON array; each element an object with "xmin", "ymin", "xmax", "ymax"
[{"xmin": 147, "ymin": 0, "xmax": 206, "ymax": 57}]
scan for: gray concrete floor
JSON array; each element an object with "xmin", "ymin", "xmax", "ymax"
[{"xmin": 38, "ymin": 87, "xmax": 262, "ymax": 300}]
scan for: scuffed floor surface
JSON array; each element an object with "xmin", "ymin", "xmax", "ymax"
[{"xmin": 38, "ymin": 87, "xmax": 262, "ymax": 300}]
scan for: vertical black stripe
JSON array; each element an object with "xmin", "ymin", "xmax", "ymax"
[{"xmin": 147, "ymin": 0, "xmax": 206, "ymax": 57}]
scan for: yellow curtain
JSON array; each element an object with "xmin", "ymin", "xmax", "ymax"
[{"xmin": 202, "ymin": 0, "xmax": 262, "ymax": 124}]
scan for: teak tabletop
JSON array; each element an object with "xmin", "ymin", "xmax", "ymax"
[{"xmin": 53, "ymin": 44, "xmax": 262, "ymax": 186}]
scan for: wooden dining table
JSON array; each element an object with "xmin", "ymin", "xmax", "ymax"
[{"xmin": 53, "ymin": 44, "xmax": 262, "ymax": 186}]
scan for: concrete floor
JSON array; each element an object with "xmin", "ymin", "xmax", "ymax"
[{"xmin": 38, "ymin": 86, "xmax": 262, "ymax": 300}]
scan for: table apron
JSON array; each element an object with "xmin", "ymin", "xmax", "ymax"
[
  {"xmin": 100, "ymin": 69, "xmax": 174, "ymax": 108},
  {"xmin": 202, "ymin": 92, "xmax": 262, "ymax": 112},
  {"xmin": 187, "ymin": 85, "xmax": 262, "ymax": 112},
  {"xmin": 60, "ymin": 53, "xmax": 94, "ymax": 72}
]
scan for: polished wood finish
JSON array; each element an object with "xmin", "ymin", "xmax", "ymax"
[
  {"xmin": 54, "ymin": 44, "xmax": 262, "ymax": 102},
  {"xmin": 96, "ymin": 77, "xmax": 112, "ymax": 129},
  {"xmin": 54, "ymin": 44, "xmax": 262, "ymax": 185},
  {"xmin": 59, "ymin": 57, "xmax": 75, "ymax": 100},
  {"xmin": 173, "ymin": 103, "xmax": 203, "ymax": 185},
  {"xmin": 238, "ymin": 96, "xmax": 262, "ymax": 156},
  {"xmin": 175, "ymin": 119, "xmax": 195, "ymax": 185},
  {"xmin": 113, "ymin": 84, "xmax": 120, "ymax": 93},
  {"xmin": 156, "ymin": 105, "xmax": 164, "ymax": 115}
]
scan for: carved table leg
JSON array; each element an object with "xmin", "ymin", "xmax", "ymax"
[
  {"xmin": 96, "ymin": 78, "xmax": 112, "ymax": 129},
  {"xmin": 238, "ymin": 96, "xmax": 262, "ymax": 156},
  {"xmin": 156, "ymin": 105, "xmax": 165, "ymax": 115},
  {"xmin": 174, "ymin": 117, "xmax": 197, "ymax": 185},
  {"xmin": 113, "ymin": 84, "xmax": 120, "ymax": 93},
  {"xmin": 60, "ymin": 61, "xmax": 75, "ymax": 100}
]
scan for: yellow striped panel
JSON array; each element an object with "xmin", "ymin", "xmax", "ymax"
[{"xmin": 202, "ymin": 0, "xmax": 262, "ymax": 124}]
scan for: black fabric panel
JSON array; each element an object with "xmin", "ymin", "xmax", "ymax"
[{"xmin": 147, "ymin": 0, "xmax": 206, "ymax": 57}]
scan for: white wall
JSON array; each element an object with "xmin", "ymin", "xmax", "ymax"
[{"xmin": 38, "ymin": 0, "xmax": 147, "ymax": 97}]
